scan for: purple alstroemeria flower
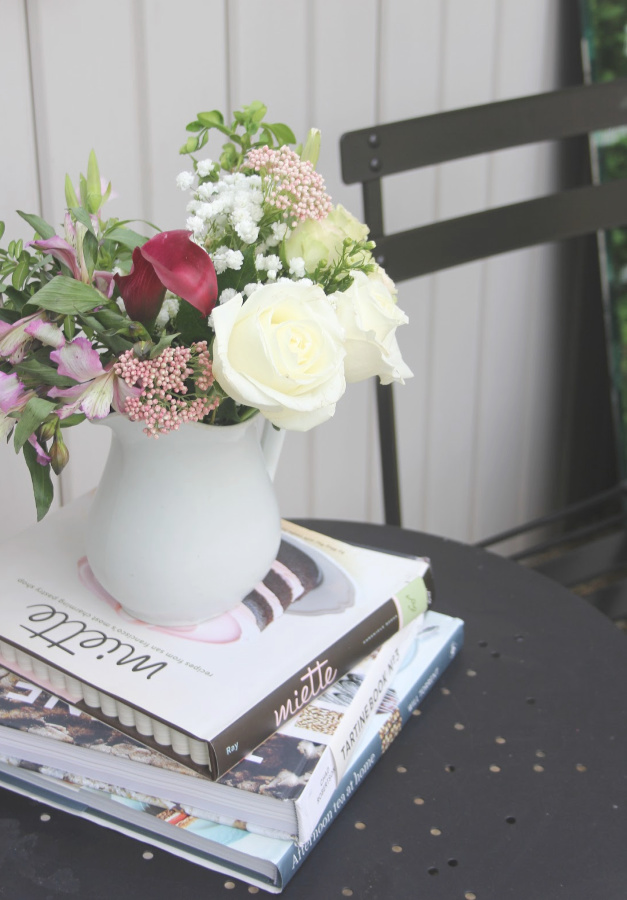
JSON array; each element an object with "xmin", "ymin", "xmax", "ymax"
[
  {"xmin": 0, "ymin": 371, "xmax": 48, "ymax": 463},
  {"xmin": 114, "ymin": 230, "xmax": 218, "ymax": 325},
  {"xmin": 48, "ymin": 337, "xmax": 140, "ymax": 419},
  {"xmin": 30, "ymin": 234, "xmax": 115, "ymax": 298},
  {"xmin": 0, "ymin": 370, "xmax": 32, "ymax": 414},
  {"xmin": 0, "ymin": 312, "xmax": 65, "ymax": 364}
]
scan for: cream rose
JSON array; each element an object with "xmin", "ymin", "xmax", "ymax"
[
  {"xmin": 331, "ymin": 270, "xmax": 413, "ymax": 385},
  {"xmin": 212, "ymin": 281, "xmax": 347, "ymax": 431},
  {"xmin": 283, "ymin": 204, "xmax": 370, "ymax": 274}
]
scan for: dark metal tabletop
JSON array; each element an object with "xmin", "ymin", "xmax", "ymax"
[{"xmin": 1, "ymin": 520, "xmax": 626, "ymax": 899}]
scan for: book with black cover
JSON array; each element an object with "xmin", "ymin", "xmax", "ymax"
[{"xmin": 0, "ymin": 494, "xmax": 432, "ymax": 778}]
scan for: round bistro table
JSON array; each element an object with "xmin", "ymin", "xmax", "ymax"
[{"xmin": 1, "ymin": 520, "xmax": 626, "ymax": 900}]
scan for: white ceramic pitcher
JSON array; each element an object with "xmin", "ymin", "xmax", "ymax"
[{"xmin": 85, "ymin": 415, "xmax": 284, "ymax": 625}]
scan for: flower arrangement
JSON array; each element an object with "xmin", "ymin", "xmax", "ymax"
[{"xmin": 0, "ymin": 102, "xmax": 412, "ymax": 520}]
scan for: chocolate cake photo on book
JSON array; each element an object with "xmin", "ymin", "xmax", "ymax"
[
  {"xmin": 0, "ymin": 494, "xmax": 434, "ymax": 779},
  {"xmin": 0, "ymin": 610, "xmax": 464, "ymax": 892},
  {"xmin": 76, "ymin": 529, "xmax": 350, "ymax": 645}
]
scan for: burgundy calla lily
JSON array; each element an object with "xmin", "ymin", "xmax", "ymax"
[{"xmin": 114, "ymin": 230, "xmax": 218, "ymax": 325}]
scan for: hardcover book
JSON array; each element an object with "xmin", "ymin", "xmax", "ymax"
[
  {"xmin": 0, "ymin": 610, "xmax": 464, "ymax": 893},
  {"xmin": 0, "ymin": 494, "xmax": 433, "ymax": 779},
  {"xmin": 0, "ymin": 617, "xmax": 420, "ymax": 843}
]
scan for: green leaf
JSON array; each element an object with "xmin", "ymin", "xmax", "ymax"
[
  {"xmin": 60, "ymin": 413, "xmax": 86, "ymax": 428},
  {"xmin": 267, "ymin": 122, "xmax": 296, "ymax": 145},
  {"xmin": 173, "ymin": 300, "xmax": 213, "ymax": 345},
  {"xmin": 2, "ymin": 286, "xmax": 29, "ymax": 311},
  {"xmin": 246, "ymin": 101, "xmax": 267, "ymax": 123},
  {"xmin": 185, "ymin": 135, "xmax": 199, "ymax": 153},
  {"xmin": 259, "ymin": 127, "xmax": 273, "ymax": 146},
  {"xmin": 82, "ymin": 230, "xmax": 98, "ymax": 279},
  {"xmin": 25, "ymin": 275, "xmax": 105, "ymax": 315},
  {"xmin": 186, "ymin": 120, "xmax": 203, "ymax": 132},
  {"xmin": 0, "ymin": 221, "xmax": 4, "ymax": 241},
  {"xmin": 23, "ymin": 440, "xmax": 54, "ymax": 521},
  {"xmin": 17, "ymin": 211, "xmax": 56, "ymax": 240},
  {"xmin": 70, "ymin": 206, "xmax": 95, "ymax": 234},
  {"xmin": 149, "ymin": 332, "xmax": 180, "ymax": 358},
  {"xmin": 86, "ymin": 150, "xmax": 102, "ymax": 214},
  {"xmin": 14, "ymin": 397, "xmax": 57, "ymax": 453},
  {"xmin": 0, "ymin": 307, "xmax": 22, "ymax": 324},
  {"xmin": 64, "ymin": 314, "xmax": 75, "ymax": 340},
  {"xmin": 16, "ymin": 358, "xmax": 78, "ymax": 389},
  {"xmin": 11, "ymin": 256, "xmax": 30, "ymax": 290},
  {"xmin": 78, "ymin": 313, "xmax": 133, "ymax": 354},
  {"xmin": 79, "ymin": 173, "xmax": 88, "ymax": 209},
  {"xmin": 104, "ymin": 226, "xmax": 147, "ymax": 251},
  {"xmin": 65, "ymin": 174, "xmax": 80, "ymax": 209},
  {"xmin": 197, "ymin": 110, "xmax": 224, "ymax": 127}
]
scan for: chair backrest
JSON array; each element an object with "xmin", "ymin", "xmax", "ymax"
[{"xmin": 340, "ymin": 79, "xmax": 627, "ymax": 528}]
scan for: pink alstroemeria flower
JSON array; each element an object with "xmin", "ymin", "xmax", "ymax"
[
  {"xmin": 30, "ymin": 235, "xmax": 115, "ymax": 298},
  {"xmin": 114, "ymin": 230, "xmax": 218, "ymax": 325},
  {"xmin": 48, "ymin": 337, "xmax": 140, "ymax": 420},
  {"xmin": 30, "ymin": 235, "xmax": 81, "ymax": 279},
  {"xmin": 0, "ymin": 312, "xmax": 65, "ymax": 364},
  {"xmin": 0, "ymin": 371, "xmax": 49, "ymax": 463}
]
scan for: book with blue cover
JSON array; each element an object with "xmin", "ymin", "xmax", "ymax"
[{"xmin": 0, "ymin": 609, "xmax": 463, "ymax": 893}]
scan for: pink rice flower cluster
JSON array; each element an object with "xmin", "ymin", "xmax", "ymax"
[
  {"xmin": 246, "ymin": 145, "xmax": 332, "ymax": 224},
  {"xmin": 113, "ymin": 341, "xmax": 218, "ymax": 437}
]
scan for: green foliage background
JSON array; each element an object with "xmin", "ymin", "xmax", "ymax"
[{"xmin": 580, "ymin": 0, "xmax": 627, "ymax": 472}]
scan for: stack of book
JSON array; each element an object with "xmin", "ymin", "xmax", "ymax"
[{"xmin": 0, "ymin": 495, "xmax": 463, "ymax": 892}]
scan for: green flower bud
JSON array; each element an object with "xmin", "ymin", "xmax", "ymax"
[{"xmin": 50, "ymin": 434, "xmax": 70, "ymax": 475}]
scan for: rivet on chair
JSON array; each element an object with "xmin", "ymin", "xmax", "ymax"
[{"xmin": 369, "ymin": 157, "xmax": 382, "ymax": 171}]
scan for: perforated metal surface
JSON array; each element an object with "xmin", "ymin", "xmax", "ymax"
[{"xmin": 1, "ymin": 521, "xmax": 626, "ymax": 899}]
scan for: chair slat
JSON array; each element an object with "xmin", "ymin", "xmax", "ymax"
[
  {"xmin": 341, "ymin": 79, "xmax": 627, "ymax": 183},
  {"xmin": 374, "ymin": 179, "xmax": 627, "ymax": 282}
]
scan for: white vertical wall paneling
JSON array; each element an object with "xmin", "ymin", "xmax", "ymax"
[
  {"xmin": 471, "ymin": 0, "xmax": 564, "ymax": 542},
  {"xmin": 378, "ymin": 0, "xmax": 445, "ymax": 531},
  {"xmin": 0, "ymin": 0, "xmax": 575, "ymax": 548},
  {"xmin": 140, "ymin": 0, "xmax": 230, "ymax": 231},
  {"xmin": 227, "ymin": 0, "xmax": 313, "ymax": 520},
  {"xmin": 26, "ymin": 0, "xmax": 149, "ymax": 506},
  {"xmin": 307, "ymin": 0, "xmax": 379, "ymax": 521},
  {"xmin": 423, "ymin": 0, "xmax": 499, "ymax": 540},
  {"xmin": 0, "ymin": 0, "xmax": 58, "ymax": 539}
]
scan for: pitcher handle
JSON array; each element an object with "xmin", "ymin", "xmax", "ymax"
[{"xmin": 260, "ymin": 419, "xmax": 285, "ymax": 481}]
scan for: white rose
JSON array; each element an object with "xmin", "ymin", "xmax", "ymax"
[
  {"xmin": 331, "ymin": 270, "xmax": 413, "ymax": 385},
  {"xmin": 212, "ymin": 282, "xmax": 346, "ymax": 431},
  {"xmin": 283, "ymin": 204, "xmax": 370, "ymax": 274}
]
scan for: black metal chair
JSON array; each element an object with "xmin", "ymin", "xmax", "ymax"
[{"xmin": 340, "ymin": 79, "xmax": 627, "ymax": 619}]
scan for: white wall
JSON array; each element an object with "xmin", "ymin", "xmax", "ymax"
[{"xmin": 1, "ymin": 0, "xmax": 573, "ymax": 543}]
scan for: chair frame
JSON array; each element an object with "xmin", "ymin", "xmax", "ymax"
[{"xmin": 340, "ymin": 78, "xmax": 627, "ymax": 530}]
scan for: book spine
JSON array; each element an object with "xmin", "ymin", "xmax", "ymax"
[
  {"xmin": 210, "ymin": 567, "xmax": 432, "ymax": 777},
  {"xmin": 276, "ymin": 619, "xmax": 464, "ymax": 888}
]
